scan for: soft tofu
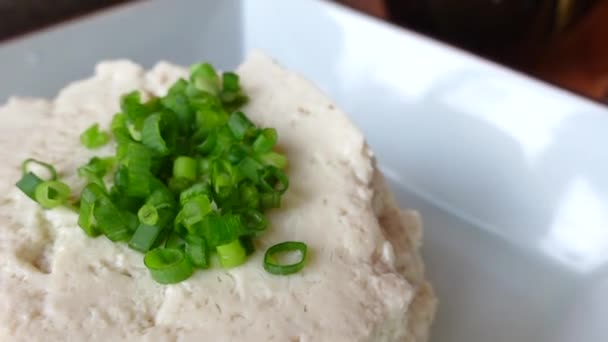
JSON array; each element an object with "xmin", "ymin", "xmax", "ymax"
[{"xmin": 0, "ymin": 51, "xmax": 436, "ymax": 341}]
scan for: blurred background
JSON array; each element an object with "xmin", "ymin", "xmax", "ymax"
[{"xmin": 0, "ymin": 0, "xmax": 606, "ymax": 102}]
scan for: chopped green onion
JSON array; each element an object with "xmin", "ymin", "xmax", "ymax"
[
  {"xmin": 121, "ymin": 143, "xmax": 152, "ymax": 197},
  {"xmin": 227, "ymin": 111, "xmax": 254, "ymax": 140},
  {"xmin": 257, "ymin": 151, "xmax": 288, "ymax": 169},
  {"xmin": 138, "ymin": 203, "xmax": 159, "ymax": 226},
  {"xmin": 211, "ymin": 160, "xmax": 236, "ymax": 199},
  {"xmin": 142, "ymin": 112, "xmax": 174, "ymax": 156},
  {"xmin": 129, "ymin": 224, "xmax": 164, "ymax": 252},
  {"xmin": 195, "ymin": 109, "xmax": 227, "ymax": 136},
  {"xmin": 239, "ymin": 208, "xmax": 268, "ymax": 234},
  {"xmin": 120, "ymin": 91, "xmax": 147, "ymax": 121},
  {"xmin": 222, "ymin": 72, "xmax": 240, "ymax": 92},
  {"xmin": 94, "ymin": 199, "xmax": 137, "ymax": 242},
  {"xmin": 263, "ymin": 241, "xmax": 308, "ymax": 275},
  {"xmin": 177, "ymin": 195, "xmax": 212, "ymax": 230},
  {"xmin": 220, "ymin": 72, "xmax": 248, "ymax": 111},
  {"xmin": 190, "ymin": 63, "xmax": 220, "ymax": 95},
  {"xmin": 80, "ymin": 123, "xmax": 110, "ymax": 149},
  {"xmin": 77, "ymin": 156, "xmax": 115, "ymax": 189},
  {"xmin": 127, "ymin": 121, "xmax": 143, "ymax": 141},
  {"xmin": 113, "ymin": 165, "xmax": 129, "ymax": 193},
  {"xmin": 111, "ymin": 113, "xmax": 132, "ymax": 145},
  {"xmin": 239, "ymin": 182, "xmax": 260, "ymax": 209},
  {"xmin": 252, "ymin": 128, "xmax": 277, "ymax": 153},
  {"xmin": 21, "ymin": 158, "xmax": 57, "ymax": 181},
  {"xmin": 162, "ymin": 80, "xmax": 194, "ymax": 133},
  {"xmin": 173, "ymin": 156, "xmax": 197, "ymax": 181},
  {"xmin": 238, "ymin": 156, "xmax": 263, "ymax": 183},
  {"xmin": 185, "ymin": 235, "xmax": 209, "ymax": 269},
  {"xmin": 260, "ymin": 166, "xmax": 289, "ymax": 194},
  {"xmin": 217, "ymin": 239, "xmax": 247, "ymax": 268},
  {"xmin": 260, "ymin": 192, "xmax": 282, "ymax": 210},
  {"xmin": 146, "ymin": 186, "xmax": 176, "ymax": 209},
  {"xmin": 196, "ymin": 130, "xmax": 217, "ymax": 154},
  {"xmin": 16, "ymin": 60, "xmax": 302, "ymax": 284},
  {"xmin": 198, "ymin": 157, "xmax": 213, "ymax": 177},
  {"xmin": 179, "ymin": 182, "xmax": 212, "ymax": 206},
  {"xmin": 210, "ymin": 127, "xmax": 234, "ymax": 156},
  {"xmin": 144, "ymin": 248, "xmax": 193, "ymax": 284},
  {"xmin": 78, "ymin": 198, "xmax": 99, "ymax": 237},
  {"xmin": 78, "ymin": 183, "xmax": 107, "ymax": 236},
  {"xmin": 34, "ymin": 180, "xmax": 71, "ymax": 209},
  {"xmin": 226, "ymin": 144, "xmax": 249, "ymax": 164},
  {"xmin": 193, "ymin": 214, "xmax": 241, "ymax": 248},
  {"xmin": 16, "ymin": 172, "xmax": 43, "ymax": 200}
]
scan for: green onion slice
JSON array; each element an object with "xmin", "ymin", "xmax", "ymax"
[
  {"xmin": 260, "ymin": 192, "xmax": 282, "ymax": 210},
  {"xmin": 80, "ymin": 123, "xmax": 110, "ymax": 149},
  {"xmin": 144, "ymin": 248, "xmax": 193, "ymax": 284},
  {"xmin": 138, "ymin": 203, "xmax": 159, "ymax": 226},
  {"xmin": 121, "ymin": 143, "xmax": 152, "ymax": 197},
  {"xmin": 222, "ymin": 72, "xmax": 240, "ymax": 92},
  {"xmin": 21, "ymin": 158, "xmax": 57, "ymax": 181},
  {"xmin": 177, "ymin": 195, "xmax": 212, "ymax": 230},
  {"xmin": 34, "ymin": 180, "xmax": 71, "ymax": 209},
  {"xmin": 257, "ymin": 151, "xmax": 288, "ymax": 169},
  {"xmin": 142, "ymin": 112, "xmax": 175, "ymax": 156},
  {"xmin": 263, "ymin": 241, "xmax": 308, "ymax": 275},
  {"xmin": 121, "ymin": 91, "xmax": 148, "ymax": 121},
  {"xmin": 239, "ymin": 208, "xmax": 268, "ymax": 234},
  {"xmin": 129, "ymin": 224, "xmax": 164, "ymax": 252},
  {"xmin": 78, "ymin": 183, "xmax": 107, "ymax": 236},
  {"xmin": 77, "ymin": 156, "xmax": 115, "ymax": 189},
  {"xmin": 179, "ymin": 182, "xmax": 212, "ymax": 206},
  {"xmin": 193, "ymin": 214, "xmax": 241, "ymax": 248},
  {"xmin": 260, "ymin": 166, "xmax": 289, "ymax": 194},
  {"xmin": 227, "ymin": 111, "xmax": 254, "ymax": 140},
  {"xmin": 162, "ymin": 80, "xmax": 194, "ymax": 133},
  {"xmin": 252, "ymin": 128, "xmax": 277, "ymax": 153},
  {"xmin": 211, "ymin": 160, "xmax": 236, "ymax": 199},
  {"xmin": 239, "ymin": 182, "xmax": 260, "ymax": 209},
  {"xmin": 217, "ymin": 239, "xmax": 247, "ymax": 268},
  {"xmin": 190, "ymin": 63, "xmax": 220, "ymax": 95},
  {"xmin": 185, "ymin": 235, "xmax": 209, "ymax": 269},
  {"xmin": 238, "ymin": 156, "xmax": 263, "ymax": 183}
]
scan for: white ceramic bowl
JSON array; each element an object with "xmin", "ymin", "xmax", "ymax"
[{"xmin": 1, "ymin": 1, "xmax": 607, "ymax": 341}]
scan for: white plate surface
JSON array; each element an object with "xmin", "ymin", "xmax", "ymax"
[{"xmin": 1, "ymin": 1, "xmax": 607, "ymax": 341}]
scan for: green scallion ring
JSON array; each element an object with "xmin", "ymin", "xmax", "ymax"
[
  {"xmin": 144, "ymin": 248, "xmax": 193, "ymax": 284},
  {"xmin": 138, "ymin": 203, "xmax": 159, "ymax": 226},
  {"xmin": 34, "ymin": 180, "xmax": 71, "ymax": 209},
  {"xmin": 21, "ymin": 158, "xmax": 57, "ymax": 181},
  {"xmin": 263, "ymin": 241, "xmax": 307, "ymax": 275},
  {"xmin": 217, "ymin": 239, "xmax": 247, "ymax": 269}
]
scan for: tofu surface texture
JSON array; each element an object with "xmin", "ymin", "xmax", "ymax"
[{"xmin": 0, "ymin": 51, "xmax": 436, "ymax": 342}]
